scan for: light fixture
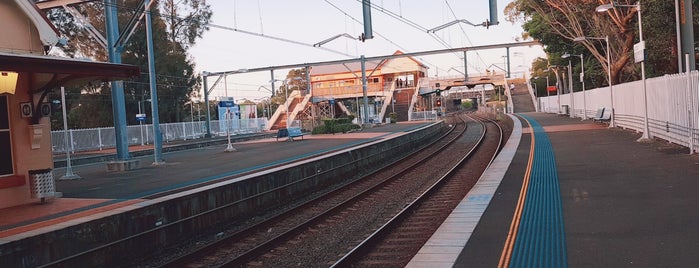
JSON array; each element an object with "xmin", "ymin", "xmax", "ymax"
[
  {"xmin": 313, "ymin": 33, "xmax": 357, "ymax": 47},
  {"xmin": 596, "ymin": 1, "xmax": 648, "ymax": 139},
  {"xmin": 595, "ymin": 3, "xmax": 615, "ymax": 12},
  {"xmin": 0, "ymin": 71, "xmax": 19, "ymax": 95},
  {"xmin": 427, "ymin": 19, "xmax": 479, "ymax": 33}
]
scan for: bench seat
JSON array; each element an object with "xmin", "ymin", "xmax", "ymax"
[{"xmin": 276, "ymin": 127, "xmax": 304, "ymax": 141}]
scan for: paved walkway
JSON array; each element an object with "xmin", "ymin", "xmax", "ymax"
[{"xmin": 411, "ymin": 112, "xmax": 699, "ymax": 267}]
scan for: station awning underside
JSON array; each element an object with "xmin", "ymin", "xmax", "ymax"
[{"xmin": 0, "ymin": 52, "xmax": 140, "ymax": 93}]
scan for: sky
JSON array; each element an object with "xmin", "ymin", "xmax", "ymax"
[{"xmin": 188, "ymin": 0, "xmax": 546, "ymax": 102}]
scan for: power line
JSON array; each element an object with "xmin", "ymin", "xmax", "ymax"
[
  {"xmin": 444, "ymin": 0, "xmax": 487, "ymax": 72},
  {"xmin": 354, "ymin": 0, "xmax": 468, "ymax": 74},
  {"xmin": 323, "ymin": 0, "xmax": 447, "ymax": 73},
  {"xmin": 95, "ymin": 1, "xmax": 356, "ymax": 58}
]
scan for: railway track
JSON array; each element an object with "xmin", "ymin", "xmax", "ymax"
[
  {"xmin": 332, "ymin": 112, "xmax": 504, "ymax": 267},
  {"xmin": 159, "ymin": 112, "xmax": 504, "ymax": 267}
]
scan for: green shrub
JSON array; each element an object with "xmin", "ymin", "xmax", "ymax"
[
  {"xmin": 313, "ymin": 117, "xmax": 360, "ymax": 134},
  {"xmin": 311, "ymin": 125, "xmax": 325, "ymax": 134},
  {"xmin": 462, "ymin": 101, "xmax": 473, "ymax": 109},
  {"xmin": 388, "ymin": 112, "xmax": 397, "ymax": 123}
]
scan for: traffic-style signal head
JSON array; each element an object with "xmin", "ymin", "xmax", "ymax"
[
  {"xmin": 436, "ymin": 89, "xmax": 441, "ymax": 96},
  {"xmin": 436, "ymin": 99, "xmax": 442, "ymax": 106}
]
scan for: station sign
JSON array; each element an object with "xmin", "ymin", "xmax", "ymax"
[
  {"xmin": 136, "ymin": 113, "xmax": 147, "ymax": 121},
  {"xmin": 219, "ymin": 101, "xmax": 235, "ymax": 108},
  {"xmin": 633, "ymin": 41, "xmax": 645, "ymax": 63}
]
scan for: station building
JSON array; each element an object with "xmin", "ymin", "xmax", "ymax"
[
  {"xmin": 266, "ymin": 51, "xmax": 429, "ymax": 130},
  {"xmin": 0, "ymin": 0, "xmax": 138, "ymax": 209}
]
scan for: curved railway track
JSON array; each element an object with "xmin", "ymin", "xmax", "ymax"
[
  {"xmin": 158, "ymin": 112, "xmax": 504, "ymax": 267},
  {"xmin": 332, "ymin": 112, "xmax": 504, "ymax": 267}
]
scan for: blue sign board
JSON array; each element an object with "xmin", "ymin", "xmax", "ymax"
[
  {"xmin": 136, "ymin": 113, "xmax": 146, "ymax": 122},
  {"xmin": 329, "ymin": 99, "xmax": 335, "ymax": 105},
  {"xmin": 219, "ymin": 101, "xmax": 235, "ymax": 108}
]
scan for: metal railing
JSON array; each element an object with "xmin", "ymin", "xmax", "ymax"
[
  {"xmin": 51, "ymin": 118, "xmax": 269, "ymax": 153},
  {"xmin": 410, "ymin": 110, "xmax": 439, "ymax": 121},
  {"xmin": 536, "ymin": 70, "xmax": 699, "ymax": 153}
]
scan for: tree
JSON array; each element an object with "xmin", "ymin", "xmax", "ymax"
[
  {"xmin": 43, "ymin": 0, "xmax": 211, "ymax": 128},
  {"xmin": 272, "ymin": 68, "xmax": 309, "ymax": 105},
  {"xmin": 505, "ymin": 0, "xmax": 683, "ymax": 87},
  {"xmin": 161, "ymin": 0, "xmax": 212, "ymax": 52}
]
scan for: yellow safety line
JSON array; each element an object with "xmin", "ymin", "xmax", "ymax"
[{"xmin": 498, "ymin": 116, "xmax": 536, "ymax": 268}]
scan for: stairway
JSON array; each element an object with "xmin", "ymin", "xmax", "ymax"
[
  {"xmin": 271, "ymin": 96, "xmax": 302, "ymax": 130},
  {"xmin": 392, "ymin": 88, "xmax": 414, "ymax": 122},
  {"xmin": 510, "ymin": 82, "xmax": 536, "ymax": 113}
]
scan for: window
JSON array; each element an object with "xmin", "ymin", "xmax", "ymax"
[{"xmin": 0, "ymin": 96, "xmax": 13, "ymax": 176}]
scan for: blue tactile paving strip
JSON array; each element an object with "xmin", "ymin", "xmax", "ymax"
[{"xmin": 509, "ymin": 114, "xmax": 567, "ymax": 268}]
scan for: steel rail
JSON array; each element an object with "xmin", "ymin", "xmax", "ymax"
[
  {"xmin": 192, "ymin": 116, "xmax": 467, "ymax": 267},
  {"xmin": 40, "ymin": 123, "xmax": 445, "ymax": 267},
  {"xmin": 331, "ymin": 113, "xmax": 503, "ymax": 267},
  {"xmin": 159, "ymin": 119, "xmax": 462, "ymax": 267}
]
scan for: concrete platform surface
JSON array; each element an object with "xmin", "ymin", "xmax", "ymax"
[
  {"xmin": 421, "ymin": 112, "xmax": 699, "ymax": 267},
  {"xmin": 0, "ymin": 122, "xmax": 430, "ymax": 237}
]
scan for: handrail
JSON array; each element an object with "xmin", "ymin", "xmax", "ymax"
[
  {"xmin": 377, "ymin": 81, "xmax": 396, "ymax": 121},
  {"xmin": 408, "ymin": 78, "xmax": 421, "ymax": 121}
]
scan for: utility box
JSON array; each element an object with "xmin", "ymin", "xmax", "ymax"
[
  {"xmin": 561, "ymin": 105, "xmax": 569, "ymax": 115},
  {"xmin": 29, "ymin": 168, "xmax": 56, "ymax": 201}
]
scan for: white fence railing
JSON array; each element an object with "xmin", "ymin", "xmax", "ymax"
[
  {"xmin": 410, "ymin": 110, "xmax": 439, "ymax": 121},
  {"xmin": 52, "ymin": 118, "xmax": 269, "ymax": 153},
  {"xmin": 536, "ymin": 70, "xmax": 699, "ymax": 153}
]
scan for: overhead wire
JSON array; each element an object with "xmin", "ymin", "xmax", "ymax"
[
  {"xmin": 354, "ymin": 0, "xmax": 470, "ymax": 74},
  {"xmin": 444, "ymin": 0, "xmax": 487, "ymax": 73},
  {"xmin": 94, "ymin": 1, "xmax": 356, "ymax": 59},
  {"xmin": 322, "ymin": 0, "xmax": 446, "ymax": 74}
]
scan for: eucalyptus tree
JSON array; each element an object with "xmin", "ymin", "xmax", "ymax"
[{"xmin": 44, "ymin": 0, "xmax": 212, "ymax": 127}]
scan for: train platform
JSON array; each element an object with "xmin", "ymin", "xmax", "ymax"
[
  {"xmin": 410, "ymin": 112, "xmax": 699, "ymax": 267},
  {"xmin": 0, "ymin": 122, "xmax": 430, "ymax": 239}
]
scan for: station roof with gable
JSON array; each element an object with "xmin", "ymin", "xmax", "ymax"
[{"xmin": 310, "ymin": 51, "xmax": 427, "ymax": 76}]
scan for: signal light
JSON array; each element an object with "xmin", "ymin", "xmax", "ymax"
[
  {"xmin": 435, "ymin": 89, "xmax": 441, "ymax": 96},
  {"xmin": 436, "ymin": 99, "xmax": 442, "ymax": 107}
]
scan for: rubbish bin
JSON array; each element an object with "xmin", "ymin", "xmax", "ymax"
[
  {"xmin": 29, "ymin": 168, "xmax": 56, "ymax": 201},
  {"xmin": 561, "ymin": 105, "xmax": 569, "ymax": 115}
]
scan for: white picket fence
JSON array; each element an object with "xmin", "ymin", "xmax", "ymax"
[
  {"xmin": 535, "ymin": 70, "xmax": 699, "ymax": 153},
  {"xmin": 52, "ymin": 118, "xmax": 269, "ymax": 153}
]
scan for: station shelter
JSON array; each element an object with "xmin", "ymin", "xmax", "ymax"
[
  {"xmin": 0, "ymin": 0, "xmax": 139, "ymax": 209},
  {"xmin": 266, "ymin": 51, "xmax": 429, "ymax": 130}
]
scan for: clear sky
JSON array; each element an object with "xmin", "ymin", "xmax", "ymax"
[{"xmin": 189, "ymin": 0, "xmax": 545, "ymax": 101}]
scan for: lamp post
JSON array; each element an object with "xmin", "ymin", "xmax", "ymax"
[
  {"xmin": 196, "ymin": 101, "xmax": 201, "ymax": 131},
  {"xmin": 59, "ymin": 86, "xmax": 80, "ymax": 180},
  {"xmin": 138, "ymin": 99, "xmax": 151, "ymax": 145},
  {"xmin": 548, "ymin": 65, "xmax": 563, "ymax": 114},
  {"xmin": 189, "ymin": 100, "xmax": 196, "ymax": 139},
  {"xmin": 561, "ymin": 53, "xmax": 578, "ymax": 118},
  {"xmin": 597, "ymin": 1, "xmax": 650, "ymax": 140},
  {"xmin": 270, "ymin": 79, "xmax": 291, "ymax": 130},
  {"xmin": 564, "ymin": 53, "xmax": 587, "ymax": 119},
  {"xmin": 574, "ymin": 35, "xmax": 613, "ymax": 127},
  {"xmin": 541, "ymin": 71, "xmax": 551, "ymax": 97},
  {"xmin": 532, "ymin": 77, "xmax": 539, "ymax": 112}
]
